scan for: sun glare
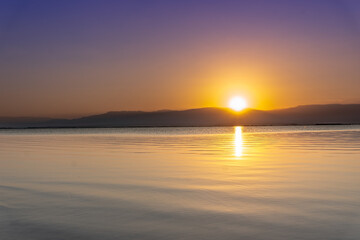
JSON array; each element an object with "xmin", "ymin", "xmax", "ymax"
[{"xmin": 229, "ymin": 96, "xmax": 247, "ymax": 111}]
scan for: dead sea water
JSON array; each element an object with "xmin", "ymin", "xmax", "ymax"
[{"xmin": 1, "ymin": 125, "xmax": 360, "ymax": 240}]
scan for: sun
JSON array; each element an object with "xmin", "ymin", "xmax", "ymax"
[{"xmin": 229, "ymin": 96, "xmax": 247, "ymax": 111}]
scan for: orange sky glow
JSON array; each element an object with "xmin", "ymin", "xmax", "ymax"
[{"xmin": 0, "ymin": 1, "xmax": 359, "ymax": 117}]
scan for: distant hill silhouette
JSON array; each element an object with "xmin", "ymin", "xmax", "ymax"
[
  {"xmin": 1, "ymin": 104, "xmax": 360, "ymax": 128},
  {"xmin": 0, "ymin": 117, "xmax": 53, "ymax": 128}
]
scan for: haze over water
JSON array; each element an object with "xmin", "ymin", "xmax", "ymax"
[{"xmin": 1, "ymin": 125, "xmax": 360, "ymax": 240}]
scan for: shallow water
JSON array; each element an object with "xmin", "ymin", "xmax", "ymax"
[{"xmin": 1, "ymin": 126, "xmax": 360, "ymax": 240}]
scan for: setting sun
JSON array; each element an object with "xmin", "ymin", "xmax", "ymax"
[{"xmin": 229, "ymin": 96, "xmax": 247, "ymax": 111}]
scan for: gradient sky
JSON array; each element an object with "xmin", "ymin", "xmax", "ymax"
[{"xmin": 0, "ymin": 0, "xmax": 359, "ymax": 117}]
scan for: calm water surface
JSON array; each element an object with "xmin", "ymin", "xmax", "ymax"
[{"xmin": 1, "ymin": 126, "xmax": 360, "ymax": 240}]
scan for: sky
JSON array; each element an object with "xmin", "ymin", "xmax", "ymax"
[{"xmin": 0, "ymin": 0, "xmax": 359, "ymax": 117}]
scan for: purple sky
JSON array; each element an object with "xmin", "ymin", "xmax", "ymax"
[{"xmin": 0, "ymin": 0, "xmax": 359, "ymax": 117}]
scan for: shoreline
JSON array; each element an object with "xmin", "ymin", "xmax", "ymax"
[{"xmin": 1, "ymin": 123, "xmax": 359, "ymax": 130}]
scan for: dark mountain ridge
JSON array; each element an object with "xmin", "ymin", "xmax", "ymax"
[{"xmin": 1, "ymin": 104, "xmax": 359, "ymax": 128}]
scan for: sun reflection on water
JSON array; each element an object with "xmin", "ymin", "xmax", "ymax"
[{"xmin": 234, "ymin": 126, "xmax": 243, "ymax": 157}]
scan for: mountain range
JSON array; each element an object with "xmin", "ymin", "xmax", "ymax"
[{"xmin": 1, "ymin": 104, "xmax": 360, "ymax": 128}]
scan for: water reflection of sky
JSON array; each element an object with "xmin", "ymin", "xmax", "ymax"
[{"xmin": 1, "ymin": 127, "xmax": 360, "ymax": 240}]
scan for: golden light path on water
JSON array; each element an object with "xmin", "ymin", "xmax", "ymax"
[{"xmin": 234, "ymin": 126, "xmax": 243, "ymax": 157}]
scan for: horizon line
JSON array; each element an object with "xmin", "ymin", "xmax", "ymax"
[{"xmin": 1, "ymin": 103, "xmax": 360, "ymax": 120}]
